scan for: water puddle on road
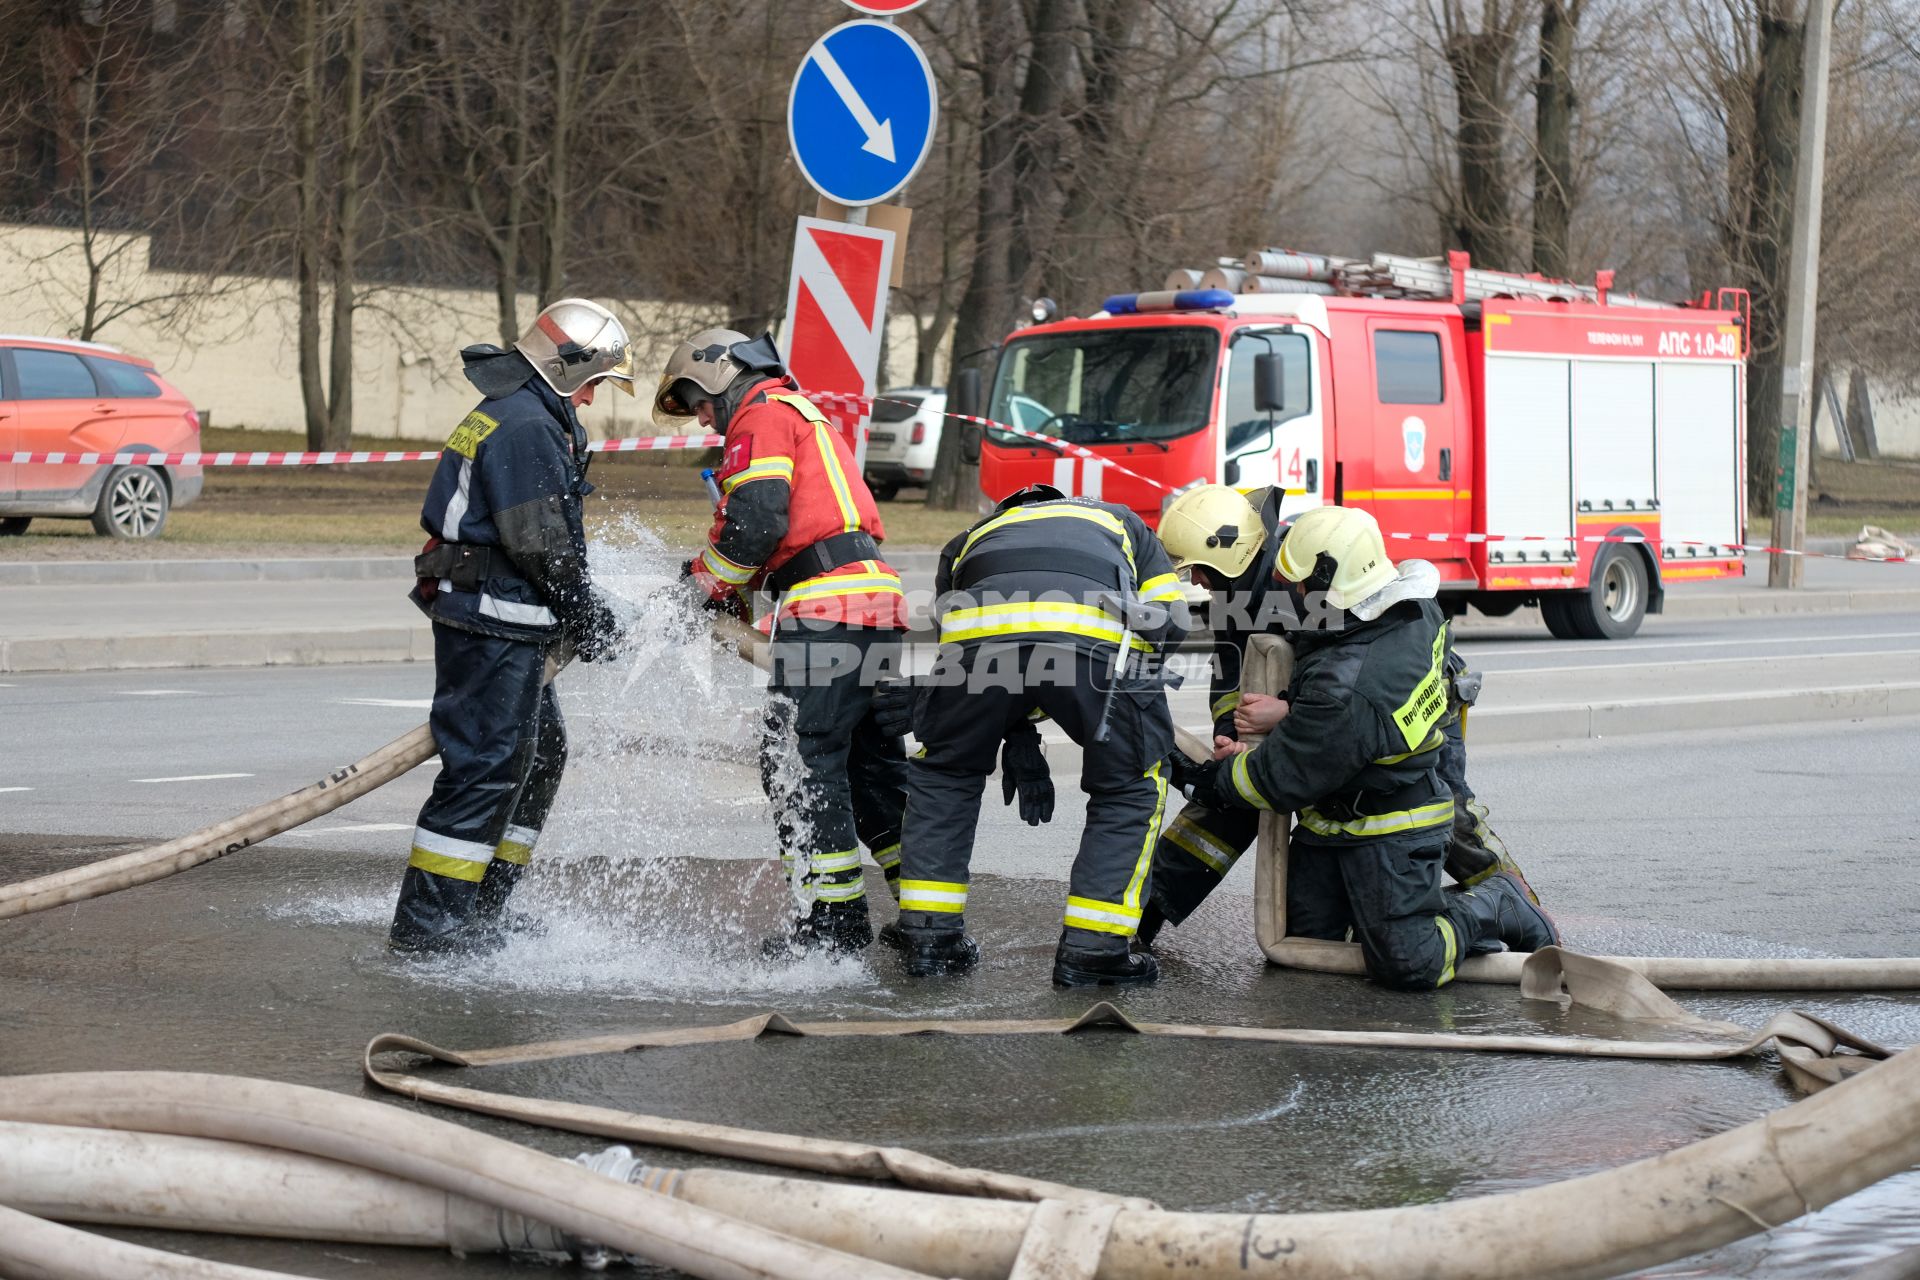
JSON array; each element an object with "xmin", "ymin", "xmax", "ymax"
[{"xmin": 9, "ymin": 530, "xmax": 1920, "ymax": 1276}]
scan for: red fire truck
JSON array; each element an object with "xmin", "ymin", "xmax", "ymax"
[{"xmin": 965, "ymin": 251, "xmax": 1749, "ymax": 639}]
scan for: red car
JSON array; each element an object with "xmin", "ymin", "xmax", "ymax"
[{"xmin": 0, "ymin": 335, "xmax": 204, "ymax": 539}]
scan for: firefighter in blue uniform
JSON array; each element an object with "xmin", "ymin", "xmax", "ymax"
[
  {"xmin": 1164, "ymin": 504, "xmax": 1557, "ymax": 989},
  {"xmin": 1140, "ymin": 485, "xmax": 1543, "ymax": 948},
  {"xmin": 885, "ymin": 485, "xmax": 1193, "ymax": 986},
  {"xmin": 388, "ymin": 299, "xmax": 630, "ymax": 954}
]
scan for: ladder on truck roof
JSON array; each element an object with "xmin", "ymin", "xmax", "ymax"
[
  {"xmin": 1344, "ymin": 252, "xmax": 1669, "ymax": 309},
  {"xmin": 1180, "ymin": 248, "xmax": 1674, "ymax": 310}
]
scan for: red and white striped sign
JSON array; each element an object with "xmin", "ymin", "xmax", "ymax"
[{"xmin": 780, "ymin": 217, "xmax": 896, "ymax": 463}]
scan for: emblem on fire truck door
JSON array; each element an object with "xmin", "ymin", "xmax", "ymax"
[{"xmin": 1402, "ymin": 416, "xmax": 1427, "ymax": 472}]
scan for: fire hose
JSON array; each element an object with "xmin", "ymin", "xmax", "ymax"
[{"xmin": 5, "ymin": 1032, "xmax": 1920, "ymax": 1280}]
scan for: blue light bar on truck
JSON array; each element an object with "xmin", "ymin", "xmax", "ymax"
[{"xmin": 1102, "ymin": 288, "xmax": 1235, "ymax": 315}]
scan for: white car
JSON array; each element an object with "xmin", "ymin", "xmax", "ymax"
[{"xmin": 861, "ymin": 386, "xmax": 945, "ymax": 500}]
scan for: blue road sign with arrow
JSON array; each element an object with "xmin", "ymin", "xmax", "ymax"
[{"xmin": 788, "ymin": 20, "xmax": 937, "ymax": 208}]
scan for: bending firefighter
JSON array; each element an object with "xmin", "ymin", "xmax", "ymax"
[
  {"xmin": 888, "ymin": 485, "xmax": 1192, "ymax": 986},
  {"xmin": 656, "ymin": 329, "xmax": 909, "ymax": 956},
  {"xmin": 391, "ymin": 300, "xmax": 629, "ymax": 954},
  {"xmin": 1165, "ymin": 503, "xmax": 1557, "ymax": 989},
  {"xmin": 1144, "ymin": 485, "xmax": 1541, "ymax": 948}
]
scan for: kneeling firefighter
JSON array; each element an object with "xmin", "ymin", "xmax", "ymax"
[
  {"xmin": 391, "ymin": 299, "xmax": 630, "ymax": 954},
  {"xmin": 655, "ymin": 328, "xmax": 909, "ymax": 955},
  {"xmin": 1166, "ymin": 505, "xmax": 1558, "ymax": 990},
  {"xmin": 889, "ymin": 486, "xmax": 1192, "ymax": 986},
  {"xmin": 1143, "ymin": 485, "xmax": 1541, "ymax": 948}
]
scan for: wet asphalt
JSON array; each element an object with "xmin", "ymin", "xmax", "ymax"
[{"xmin": 3, "ymin": 626, "xmax": 1920, "ymax": 1276}]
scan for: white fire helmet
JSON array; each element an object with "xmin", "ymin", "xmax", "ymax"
[{"xmin": 514, "ymin": 299, "xmax": 635, "ymax": 398}]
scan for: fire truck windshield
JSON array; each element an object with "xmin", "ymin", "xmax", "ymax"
[{"xmin": 986, "ymin": 327, "xmax": 1217, "ymax": 447}]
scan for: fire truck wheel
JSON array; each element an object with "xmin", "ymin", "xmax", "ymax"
[
  {"xmin": 1565, "ymin": 546, "xmax": 1650, "ymax": 640},
  {"xmin": 1540, "ymin": 595, "xmax": 1585, "ymax": 640}
]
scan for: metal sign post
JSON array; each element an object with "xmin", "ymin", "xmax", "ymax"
[{"xmin": 784, "ymin": 12, "xmax": 936, "ymax": 473}]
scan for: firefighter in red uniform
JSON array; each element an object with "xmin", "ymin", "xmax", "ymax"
[{"xmin": 654, "ymin": 328, "xmax": 910, "ymax": 955}]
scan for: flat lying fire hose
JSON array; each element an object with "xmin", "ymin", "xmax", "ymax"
[
  {"xmin": 363, "ymin": 952, "xmax": 1886, "ymax": 1133},
  {"xmin": 0, "ymin": 1072, "xmax": 927, "ymax": 1280},
  {"xmin": 9, "ymin": 1040, "xmax": 1920, "ymax": 1280}
]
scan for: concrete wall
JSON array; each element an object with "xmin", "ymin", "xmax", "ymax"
[
  {"xmin": 1811, "ymin": 373, "xmax": 1920, "ymax": 461},
  {"xmin": 0, "ymin": 223, "xmax": 927, "ymax": 441}
]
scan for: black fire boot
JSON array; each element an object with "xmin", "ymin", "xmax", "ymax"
[
  {"xmin": 1450, "ymin": 870, "xmax": 1560, "ymax": 955},
  {"xmin": 761, "ymin": 898, "xmax": 874, "ymax": 960},
  {"xmin": 472, "ymin": 860, "xmax": 547, "ymax": 938},
  {"xmin": 1053, "ymin": 926, "xmax": 1160, "ymax": 987},
  {"xmin": 388, "ymin": 866, "xmax": 507, "ymax": 956}
]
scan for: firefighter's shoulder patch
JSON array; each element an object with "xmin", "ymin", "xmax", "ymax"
[
  {"xmin": 721, "ymin": 433, "xmax": 754, "ymax": 477},
  {"xmin": 445, "ymin": 410, "xmax": 500, "ymax": 459}
]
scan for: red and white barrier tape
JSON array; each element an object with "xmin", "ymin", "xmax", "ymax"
[{"xmin": 8, "ymin": 390, "xmax": 1907, "ymax": 566}]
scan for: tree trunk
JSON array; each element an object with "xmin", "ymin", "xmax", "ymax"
[
  {"xmin": 927, "ymin": 0, "xmax": 1023, "ymax": 512},
  {"xmin": 1531, "ymin": 0, "xmax": 1578, "ymax": 279},
  {"xmin": 1743, "ymin": 4, "xmax": 1804, "ymax": 520},
  {"xmin": 293, "ymin": 0, "xmax": 329, "ymax": 450},
  {"xmin": 1446, "ymin": 29, "xmax": 1515, "ymax": 269},
  {"xmin": 925, "ymin": 0, "xmax": 1029, "ymax": 510},
  {"xmin": 322, "ymin": 0, "xmax": 363, "ymax": 451},
  {"xmin": 1007, "ymin": 0, "xmax": 1075, "ymax": 298},
  {"xmin": 538, "ymin": 2, "xmax": 571, "ymax": 308}
]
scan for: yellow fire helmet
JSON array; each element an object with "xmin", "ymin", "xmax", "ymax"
[
  {"xmin": 1159, "ymin": 484, "xmax": 1265, "ymax": 581},
  {"xmin": 1276, "ymin": 505, "xmax": 1398, "ymax": 610}
]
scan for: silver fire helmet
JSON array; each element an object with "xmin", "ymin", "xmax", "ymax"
[{"xmin": 514, "ymin": 299, "xmax": 636, "ymax": 398}]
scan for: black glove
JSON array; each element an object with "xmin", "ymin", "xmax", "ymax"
[
  {"xmin": 870, "ymin": 676, "xmax": 918, "ymax": 739},
  {"xmin": 1166, "ymin": 750, "xmax": 1223, "ymax": 802},
  {"xmin": 698, "ymin": 588, "xmax": 751, "ymax": 623},
  {"xmin": 568, "ymin": 593, "xmax": 622, "ymax": 663},
  {"xmin": 1000, "ymin": 723, "xmax": 1054, "ymax": 826}
]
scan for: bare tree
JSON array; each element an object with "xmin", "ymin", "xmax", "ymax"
[{"xmin": 1531, "ymin": 0, "xmax": 1583, "ymax": 277}]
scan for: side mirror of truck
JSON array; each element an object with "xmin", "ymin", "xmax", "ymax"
[
  {"xmin": 1224, "ymin": 457, "xmax": 1242, "ymax": 486},
  {"xmin": 961, "ymin": 423, "xmax": 983, "ymax": 465},
  {"xmin": 1253, "ymin": 352, "xmax": 1286, "ymax": 413},
  {"xmin": 952, "ymin": 367, "xmax": 984, "ymax": 420}
]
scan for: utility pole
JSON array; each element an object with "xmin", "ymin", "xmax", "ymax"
[{"xmin": 1768, "ymin": 0, "xmax": 1834, "ymax": 589}]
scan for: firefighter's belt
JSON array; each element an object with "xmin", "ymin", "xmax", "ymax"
[
  {"xmin": 954, "ymin": 547, "xmax": 1126, "ymax": 593},
  {"xmin": 766, "ymin": 531, "xmax": 881, "ymax": 596},
  {"xmin": 415, "ymin": 542, "xmax": 493, "ymax": 592}
]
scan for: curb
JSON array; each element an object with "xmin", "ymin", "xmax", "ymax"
[
  {"xmin": 0, "ymin": 557, "xmax": 411, "ymax": 586},
  {"xmin": 0, "ymin": 626, "xmax": 433, "ymax": 674},
  {"xmin": 1466, "ymin": 682, "xmax": 1920, "ymax": 744}
]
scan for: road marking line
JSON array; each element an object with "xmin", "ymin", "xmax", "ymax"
[
  {"xmin": 123, "ymin": 689, "xmax": 199, "ymax": 697},
  {"xmin": 1466, "ymin": 630, "xmax": 1920, "ymax": 659},
  {"xmin": 135, "ymin": 773, "xmax": 255, "ymax": 784},
  {"xmin": 286, "ymin": 822, "xmax": 412, "ymax": 837},
  {"xmin": 0, "ymin": 787, "xmax": 32, "ymax": 793},
  {"xmin": 337, "ymin": 698, "xmax": 433, "ymax": 709},
  {"xmin": 1485, "ymin": 648, "xmax": 1920, "ymax": 678}
]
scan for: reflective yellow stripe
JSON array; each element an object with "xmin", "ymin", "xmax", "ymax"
[
  {"xmin": 701, "ymin": 543, "xmax": 758, "ymax": 586},
  {"xmin": 1063, "ymin": 894, "xmax": 1142, "ymax": 936},
  {"xmin": 1211, "ymin": 691, "xmax": 1242, "ymax": 719},
  {"xmin": 1229, "ymin": 751, "xmax": 1271, "ymax": 809},
  {"xmin": 808, "ymin": 849, "xmax": 862, "ymax": 872},
  {"xmin": 1138, "ymin": 572, "xmax": 1184, "ymax": 604},
  {"xmin": 1163, "ymin": 811, "xmax": 1239, "ymax": 875},
  {"xmin": 1296, "ymin": 799, "xmax": 1455, "ymax": 839},
  {"xmin": 958, "ymin": 504, "xmax": 1133, "ymax": 570},
  {"xmin": 900, "ymin": 879, "xmax": 968, "ymax": 913},
  {"xmin": 784, "ymin": 568, "xmax": 904, "ymax": 604},
  {"xmin": 1435, "ymin": 915, "xmax": 1458, "ymax": 987},
  {"xmin": 1123, "ymin": 761, "xmax": 1167, "ymax": 910},
  {"xmin": 938, "ymin": 601, "xmax": 1151, "ymax": 650},
  {"xmin": 813, "ymin": 878, "xmax": 867, "ymax": 903},
  {"xmin": 811, "ymin": 422, "xmax": 861, "ymax": 532},
  {"xmin": 494, "ymin": 840, "xmax": 533, "ymax": 866},
  {"xmin": 1373, "ymin": 727, "xmax": 1444, "ymax": 766},
  {"xmin": 722, "ymin": 456, "xmax": 795, "ymax": 493},
  {"xmin": 766, "ymin": 391, "xmax": 829, "ymax": 424},
  {"xmin": 408, "ymin": 846, "xmax": 489, "ymax": 882},
  {"xmin": 1390, "ymin": 623, "xmax": 1450, "ymax": 751},
  {"xmin": 869, "ymin": 842, "xmax": 902, "ymax": 870}
]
